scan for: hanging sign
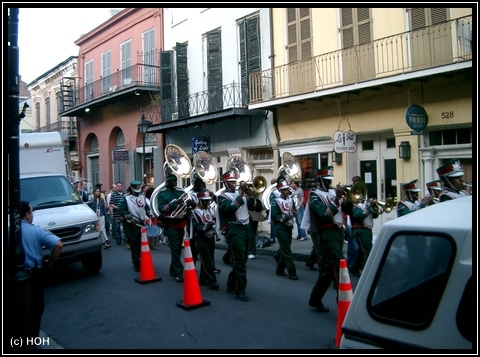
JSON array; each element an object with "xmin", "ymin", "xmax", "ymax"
[
  {"xmin": 333, "ymin": 130, "xmax": 357, "ymax": 153},
  {"xmin": 191, "ymin": 137, "xmax": 210, "ymax": 154},
  {"xmin": 405, "ymin": 104, "xmax": 428, "ymax": 133}
]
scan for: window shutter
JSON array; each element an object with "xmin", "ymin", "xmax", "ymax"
[{"xmin": 176, "ymin": 42, "xmax": 189, "ymax": 118}]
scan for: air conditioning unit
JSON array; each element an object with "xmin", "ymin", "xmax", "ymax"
[{"xmin": 172, "ymin": 112, "xmax": 178, "ymax": 120}]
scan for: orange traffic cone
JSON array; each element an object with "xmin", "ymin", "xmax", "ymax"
[
  {"xmin": 135, "ymin": 227, "xmax": 162, "ymax": 284},
  {"xmin": 176, "ymin": 238, "xmax": 211, "ymax": 310},
  {"xmin": 335, "ymin": 258, "xmax": 353, "ymax": 348}
]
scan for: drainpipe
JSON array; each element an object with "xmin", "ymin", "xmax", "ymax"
[{"xmin": 269, "ymin": 8, "xmax": 280, "ymax": 171}]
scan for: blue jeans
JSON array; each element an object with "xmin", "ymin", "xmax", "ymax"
[
  {"xmin": 112, "ymin": 216, "xmax": 123, "ymax": 244},
  {"xmin": 295, "ymin": 206, "xmax": 306, "ymax": 238}
]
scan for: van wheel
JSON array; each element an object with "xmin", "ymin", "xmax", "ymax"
[{"xmin": 81, "ymin": 251, "xmax": 102, "ymax": 273}]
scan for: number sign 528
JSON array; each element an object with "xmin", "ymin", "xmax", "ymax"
[{"xmin": 441, "ymin": 111, "xmax": 454, "ymax": 119}]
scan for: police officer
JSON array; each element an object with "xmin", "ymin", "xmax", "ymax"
[{"xmin": 20, "ymin": 200, "xmax": 63, "ymax": 339}]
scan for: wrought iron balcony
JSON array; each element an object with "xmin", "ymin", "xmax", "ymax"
[
  {"xmin": 59, "ymin": 63, "xmax": 161, "ymax": 117},
  {"xmin": 160, "ymin": 82, "xmax": 248, "ymax": 123},
  {"xmin": 249, "ymin": 15, "xmax": 472, "ymax": 103}
]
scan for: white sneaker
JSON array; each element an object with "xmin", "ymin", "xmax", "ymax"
[{"xmin": 248, "ymin": 254, "xmax": 255, "ymax": 259}]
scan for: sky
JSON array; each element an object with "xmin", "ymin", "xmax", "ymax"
[{"xmin": 17, "ymin": 7, "xmax": 122, "ymax": 84}]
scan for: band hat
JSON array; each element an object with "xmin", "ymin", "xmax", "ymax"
[
  {"xmin": 165, "ymin": 174, "xmax": 177, "ymax": 182},
  {"xmin": 436, "ymin": 159, "xmax": 464, "ymax": 178},
  {"xmin": 198, "ymin": 189, "xmax": 212, "ymax": 200},
  {"xmin": 315, "ymin": 166, "xmax": 334, "ymax": 180},
  {"xmin": 130, "ymin": 180, "xmax": 142, "ymax": 186},
  {"xmin": 277, "ymin": 181, "xmax": 290, "ymax": 190},
  {"xmin": 222, "ymin": 170, "xmax": 237, "ymax": 182},
  {"xmin": 426, "ymin": 180, "xmax": 443, "ymax": 191},
  {"xmin": 402, "ymin": 179, "xmax": 421, "ymax": 192},
  {"xmin": 72, "ymin": 177, "xmax": 83, "ymax": 184}
]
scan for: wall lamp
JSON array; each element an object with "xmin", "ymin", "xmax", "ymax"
[
  {"xmin": 399, "ymin": 141, "xmax": 411, "ymax": 160},
  {"xmin": 332, "ymin": 151, "xmax": 342, "ymax": 164}
]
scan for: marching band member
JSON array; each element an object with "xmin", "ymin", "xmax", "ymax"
[
  {"xmin": 156, "ymin": 173, "xmax": 195, "ymax": 282},
  {"xmin": 271, "ymin": 180, "xmax": 298, "ymax": 280},
  {"xmin": 436, "ymin": 159, "xmax": 470, "ymax": 202},
  {"xmin": 396, "ymin": 179, "xmax": 432, "ymax": 217},
  {"xmin": 349, "ymin": 195, "xmax": 379, "ymax": 276},
  {"xmin": 425, "ymin": 179, "xmax": 443, "ymax": 205},
  {"xmin": 302, "ymin": 166, "xmax": 345, "ymax": 313},
  {"xmin": 217, "ymin": 170, "xmax": 263, "ymax": 301},
  {"xmin": 191, "ymin": 189, "xmax": 220, "ymax": 290}
]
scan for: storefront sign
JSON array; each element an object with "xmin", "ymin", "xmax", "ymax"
[
  {"xmin": 113, "ymin": 150, "xmax": 129, "ymax": 161},
  {"xmin": 192, "ymin": 137, "xmax": 210, "ymax": 154},
  {"xmin": 405, "ymin": 104, "xmax": 428, "ymax": 132},
  {"xmin": 333, "ymin": 130, "xmax": 357, "ymax": 153}
]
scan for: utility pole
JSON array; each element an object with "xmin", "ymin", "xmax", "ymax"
[{"xmin": 7, "ymin": 8, "xmax": 33, "ymax": 350}]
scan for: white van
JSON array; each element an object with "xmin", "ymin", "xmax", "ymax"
[
  {"xmin": 19, "ymin": 132, "xmax": 102, "ymax": 273},
  {"xmin": 340, "ymin": 196, "xmax": 472, "ymax": 350}
]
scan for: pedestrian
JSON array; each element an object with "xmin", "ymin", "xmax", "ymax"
[
  {"xmin": 436, "ymin": 159, "xmax": 470, "ymax": 201},
  {"xmin": 87, "ymin": 187, "xmax": 111, "ymax": 249},
  {"xmin": 217, "ymin": 170, "xmax": 263, "ymax": 301},
  {"xmin": 396, "ymin": 179, "xmax": 431, "ymax": 217},
  {"xmin": 191, "ymin": 189, "xmax": 220, "ymax": 290},
  {"xmin": 72, "ymin": 178, "xmax": 89, "ymax": 202},
  {"xmin": 271, "ymin": 180, "xmax": 299, "ymax": 280},
  {"xmin": 109, "ymin": 182, "xmax": 124, "ymax": 245},
  {"xmin": 349, "ymin": 195, "xmax": 379, "ymax": 276},
  {"xmin": 20, "ymin": 200, "xmax": 63, "ymax": 340},
  {"xmin": 290, "ymin": 180, "xmax": 307, "ymax": 240},
  {"xmin": 302, "ymin": 166, "xmax": 346, "ymax": 312},
  {"xmin": 118, "ymin": 180, "xmax": 151, "ymax": 272},
  {"xmin": 156, "ymin": 173, "xmax": 195, "ymax": 282}
]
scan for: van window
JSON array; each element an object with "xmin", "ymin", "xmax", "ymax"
[
  {"xmin": 367, "ymin": 233, "xmax": 456, "ymax": 329},
  {"xmin": 21, "ymin": 176, "xmax": 83, "ymax": 209}
]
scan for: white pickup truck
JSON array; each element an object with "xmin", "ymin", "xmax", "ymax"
[{"xmin": 340, "ymin": 196, "xmax": 472, "ymax": 350}]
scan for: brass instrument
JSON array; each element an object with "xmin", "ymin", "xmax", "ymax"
[
  {"xmin": 225, "ymin": 155, "xmax": 267, "ymax": 197},
  {"xmin": 150, "ymin": 144, "xmax": 194, "ymax": 219},
  {"xmin": 370, "ymin": 198, "xmax": 395, "ymax": 214},
  {"xmin": 349, "ymin": 181, "xmax": 367, "ymax": 204},
  {"xmin": 263, "ymin": 152, "xmax": 302, "ymax": 211}
]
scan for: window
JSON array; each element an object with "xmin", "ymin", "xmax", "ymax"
[
  {"xmin": 45, "ymin": 97, "xmax": 50, "ymax": 130},
  {"xmin": 286, "ymin": 8, "xmax": 312, "ymax": 61},
  {"xmin": 102, "ymin": 51, "xmax": 112, "ymax": 93},
  {"xmin": 428, "ymin": 128, "xmax": 472, "ymax": 146},
  {"xmin": 142, "ymin": 28, "xmax": 157, "ymax": 84},
  {"xmin": 85, "ymin": 60, "xmax": 94, "ymax": 101},
  {"xmin": 361, "ymin": 139, "xmax": 374, "ymax": 151},
  {"xmin": 367, "ymin": 233, "xmax": 455, "ymax": 329},
  {"xmin": 121, "ymin": 40, "xmax": 132, "ymax": 86}
]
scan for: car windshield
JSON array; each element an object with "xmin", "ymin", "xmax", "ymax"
[{"xmin": 20, "ymin": 176, "xmax": 84, "ymax": 210}]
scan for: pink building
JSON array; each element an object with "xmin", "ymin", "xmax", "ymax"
[{"xmin": 61, "ymin": 8, "xmax": 164, "ymax": 188}]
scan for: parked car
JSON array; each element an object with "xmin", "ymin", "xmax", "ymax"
[{"xmin": 340, "ymin": 196, "xmax": 472, "ymax": 350}]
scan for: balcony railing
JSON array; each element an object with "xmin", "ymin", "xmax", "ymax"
[
  {"xmin": 160, "ymin": 82, "xmax": 248, "ymax": 123},
  {"xmin": 37, "ymin": 118, "xmax": 77, "ymax": 137},
  {"xmin": 249, "ymin": 15, "xmax": 472, "ymax": 103},
  {"xmin": 63, "ymin": 63, "xmax": 160, "ymax": 109}
]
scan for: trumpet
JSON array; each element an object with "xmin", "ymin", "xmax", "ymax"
[{"xmin": 370, "ymin": 198, "xmax": 395, "ymax": 214}]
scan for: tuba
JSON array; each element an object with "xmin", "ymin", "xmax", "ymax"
[
  {"xmin": 348, "ymin": 181, "xmax": 368, "ymax": 204},
  {"xmin": 225, "ymin": 155, "xmax": 267, "ymax": 197},
  {"xmin": 150, "ymin": 144, "xmax": 193, "ymax": 218},
  {"xmin": 262, "ymin": 152, "xmax": 302, "ymax": 211}
]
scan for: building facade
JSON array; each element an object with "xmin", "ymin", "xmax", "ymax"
[{"xmin": 249, "ymin": 7, "xmax": 473, "ymax": 234}]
